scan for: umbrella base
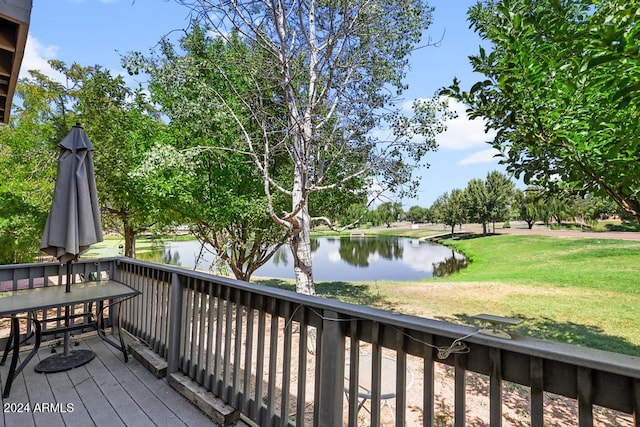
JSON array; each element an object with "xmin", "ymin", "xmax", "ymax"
[{"xmin": 34, "ymin": 349, "xmax": 95, "ymax": 373}]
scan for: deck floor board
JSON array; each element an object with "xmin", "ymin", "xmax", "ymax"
[{"xmin": 0, "ymin": 334, "xmax": 217, "ymax": 427}]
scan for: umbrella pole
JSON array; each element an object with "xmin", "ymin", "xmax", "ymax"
[
  {"xmin": 35, "ymin": 260, "xmax": 95, "ymax": 372},
  {"xmin": 63, "ymin": 261, "xmax": 72, "ymax": 356}
]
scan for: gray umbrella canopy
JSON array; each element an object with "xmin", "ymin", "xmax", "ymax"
[{"xmin": 40, "ymin": 124, "xmax": 103, "ymax": 264}]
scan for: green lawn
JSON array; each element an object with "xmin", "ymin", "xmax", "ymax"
[
  {"xmin": 86, "ymin": 234, "xmax": 193, "ymax": 256},
  {"xmin": 434, "ymin": 235, "xmax": 640, "ymax": 355},
  {"xmin": 259, "ymin": 233, "xmax": 640, "ymax": 356}
]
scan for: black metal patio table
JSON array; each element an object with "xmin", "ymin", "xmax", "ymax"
[{"xmin": 0, "ymin": 280, "xmax": 140, "ymax": 397}]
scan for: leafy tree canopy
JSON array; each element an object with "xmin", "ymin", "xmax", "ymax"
[
  {"xmin": 446, "ymin": 0, "xmax": 640, "ymax": 222},
  {"xmin": 0, "ymin": 69, "xmax": 76, "ymax": 263},
  {"xmin": 431, "ymin": 189, "xmax": 466, "ymax": 237},
  {"xmin": 129, "ymin": 27, "xmax": 290, "ymax": 280},
  {"xmin": 52, "ymin": 61, "xmax": 167, "ymax": 256}
]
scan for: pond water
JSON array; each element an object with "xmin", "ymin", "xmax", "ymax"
[{"xmin": 137, "ymin": 236, "xmax": 467, "ymax": 281}]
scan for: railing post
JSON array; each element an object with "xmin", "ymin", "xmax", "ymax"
[
  {"xmin": 109, "ymin": 259, "xmax": 118, "ymax": 282},
  {"xmin": 167, "ymin": 272, "xmax": 183, "ymax": 374},
  {"xmin": 317, "ymin": 310, "xmax": 345, "ymax": 427}
]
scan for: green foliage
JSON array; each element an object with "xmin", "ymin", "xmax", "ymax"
[
  {"xmin": 447, "ymin": 0, "xmax": 640, "ymax": 222},
  {"xmin": 0, "ymin": 192, "xmax": 45, "ymax": 263},
  {"xmin": 129, "ymin": 28, "xmax": 289, "ymax": 280},
  {"xmin": 337, "ymin": 202, "xmax": 369, "ymax": 228},
  {"xmin": 0, "ymin": 70, "xmax": 75, "ymax": 263},
  {"xmin": 485, "ymin": 170, "xmax": 515, "ymax": 225},
  {"xmin": 463, "ymin": 171, "xmax": 514, "ymax": 234},
  {"xmin": 161, "ymin": 1, "xmax": 448, "ymax": 293},
  {"xmin": 405, "ymin": 205, "xmax": 432, "ymax": 223},
  {"xmin": 431, "ymin": 188, "xmax": 466, "ymax": 237},
  {"xmin": 463, "ymin": 178, "xmax": 491, "ymax": 233},
  {"xmin": 48, "ymin": 61, "xmax": 167, "ymax": 256},
  {"xmin": 374, "ymin": 202, "xmax": 404, "ymax": 227},
  {"xmin": 514, "ymin": 188, "xmax": 546, "ymax": 228}
]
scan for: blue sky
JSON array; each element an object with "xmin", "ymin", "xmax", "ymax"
[{"xmin": 23, "ymin": 0, "xmax": 517, "ymax": 208}]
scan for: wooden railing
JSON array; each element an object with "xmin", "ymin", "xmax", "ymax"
[{"xmin": 2, "ymin": 258, "xmax": 640, "ymax": 426}]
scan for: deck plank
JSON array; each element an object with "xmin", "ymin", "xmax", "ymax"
[
  {"xmin": 125, "ymin": 351, "xmax": 216, "ymax": 426},
  {"xmin": 42, "ymin": 353, "xmax": 94, "ymax": 427},
  {"xmin": 2, "ymin": 361, "xmax": 36, "ymax": 427},
  {"xmin": 81, "ymin": 341, "xmax": 155, "ymax": 427},
  {"xmin": 102, "ymin": 338, "xmax": 220, "ymax": 427},
  {"xmin": 22, "ymin": 349, "xmax": 66, "ymax": 427},
  {"xmin": 86, "ymin": 337, "xmax": 190, "ymax": 427},
  {"xmin": 0, "ymin": 334, "xmax": 217, "ymax": 426},
  {"xmin": 66, "ymin": 359, "xmax": 126, "ymax": 427}
]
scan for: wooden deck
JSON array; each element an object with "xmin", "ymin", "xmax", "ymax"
[{"xmin": 0, "ymin": 334, "xmax": 217, "ymax": 427}]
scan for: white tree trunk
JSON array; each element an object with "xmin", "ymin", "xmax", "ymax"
[
  {"xmin": 290, "ymin": 139, "xmax": 315, "ymax": 295},
  {"xmin": 291, "ymin": 201, "xmax": 314, "ymax": 295}
]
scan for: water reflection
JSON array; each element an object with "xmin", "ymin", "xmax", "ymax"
[
  {"xmin": 431, "ymin": 250, "xmax": 468, "ymax": 277},
  {"xmin": 272, "ymin": 237, "xmax": 405, "ymax": 268},
  {"xmin": 136, "ymin": 236, "xmax": 467, "ymax": 281},
  {"xmin": 138, "ymin": 247, "xmax": 182, "ymax": 266},
  {"xmin": 338, "ymin": 237, "xmax": 403, "ymax": 267}
]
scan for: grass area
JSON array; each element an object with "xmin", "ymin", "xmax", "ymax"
[
  {"xmin": 433, "ymin": 234, "xmax": 640, "ymax": 355},
  {"xmin": 258, "ymin": 232, "xmax": 640, "ymax": 356},
  {"xmin": 86, "ymin": 234, "xmax": 193, "ymax": 257}
]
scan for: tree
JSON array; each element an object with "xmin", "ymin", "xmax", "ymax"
[
  {"xmin": 486, "ymin": 170, "xmax": 515, "ymax": 231},
  {"xmin": 0, "ymin": 70, "xmax": 73, "ymax": 263},
  {"xmin": 582, "ymin": 1, "xmax": 640, "ymax": 110},
  {"xmin": 375, "ymin": 202, "xmax": 404, "ymax": 228},
  {"xmin": 50, "ymin": 61, "xmax": 166, "ymax": 257},
  {"xmin": 544, "ymin": 194, "xmax": 572, "ymax": 226},
  {"xmin": 150, "ymin": 0, "xmax": 448, "ymax": 294},
  {"xmin": 580, "ymin": 194, "xmax": 619, "ymax": 222},
  {"xmin": 432, "ymin": 189, "xmax": 466, "ymax": 238},
  {"xmin": 464, "ymin": 178, "xmax": 491, "ymax": 235},
  {"xmin": 405, "ymin": 205, "xmax": 432, "ymax": 223},
  {"xmin": 135, "ymin": 143, "xmax": 290, "ymax": 281},
  {"xmin": 447, "ymin": 0, "xmax": 640, "ymax": 223},
  {"xmin": 0, "ymin": 62, "xmax": 165, "ymax": 261},
  {"xmin": 338, "ymin": 202, "xmax": 369, "ymax": 228},
  {"xmin": 462, "ymin": 171, "xmax": 513, "ymax": 235},
  {"xmin": 131, "ymin": 28, "xmax": 290, "ymax": 281},
  {"xmin": 514, "ymin": 188, "xmax": 545, "ymax": 229}
]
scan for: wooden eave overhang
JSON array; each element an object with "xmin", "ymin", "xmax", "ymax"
[{"xmin": 0, "ymin": 0, "xmax": 32, "ymax": 124}]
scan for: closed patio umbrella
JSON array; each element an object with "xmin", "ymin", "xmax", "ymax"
[
  {"xmin": 40, "ymin": 123, "xmax": 103, "ymax": 270},
  {"xmin": 37, "ymin": 123, "xmax": 103, "ymax": 372}
]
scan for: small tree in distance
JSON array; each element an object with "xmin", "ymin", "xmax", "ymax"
[
  {"xmin": 405, "ymin": 205, "xmax": 432, "ymax": 224},
  {"xmin": 375, "ymin": 202, "xmax": 404, "ymax": 228},
  {"xmin": 432, "ymin": 189, "xmax": 466, "ymax": 238},
  {"xmin": 514, "ymin": 188, "xmax": 545, "ymax": 229}
]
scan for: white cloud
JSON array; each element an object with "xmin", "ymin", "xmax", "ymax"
[
  {"xmin": 392, "ymin": 97, "xmax": 497, "ymax": 152},
  {"xmin": 457, "ymin": 148, "xmax": 503, "ymax": 166},
  {"xmin": 20, "ymin": 35, "xmax": 65, "ymax": 82},
  {"xmin": 327, "ymin": 249, "xmax": 342, "ymax": 263},
  {"xmin": 438, "ymin": 98, "xmax": 496, "ymax": 150},
  {"xmin": 22, "ymin": 34, "xmax": 135, "ymax": 87}
]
